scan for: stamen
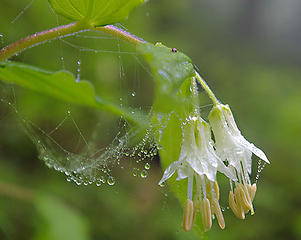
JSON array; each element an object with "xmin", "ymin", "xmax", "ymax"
[
  {"xmin": 214, "ymin": 181, "xmax": 220, "ymax": 201},
  {"xmin": 237, "ymin": 184, "xmax": 253, "ymax": 212},
  {"xmin": 200, "ymin": 198, "xmax": 212, "ymax": 232},
  {"xmin": 240, "ymin": 183, "xmax": 254, "ymax": 214},
  {"xmin": 212, "ymin": 198, "xmax": 225, "ymax": 229},
  {"xmin": 250, "ymin": 183, "xmax": 257, "ymax": 201},
  {"xmin": 187, "ymin": 175, "xmax": 193, "ymax": 200},
  {"xmin": 192, "ymin": 200, "xmax": 199, "ymax": 222},
  {"xmin": 233, "ymin": 188, "xmax": 246, "ymax": 219},
  {"xmin": 229, "ymin": 179, "xmax": 233, "ymax": 192},
  {"xmin": 205, "ymin": 181, "xmax": 212, "ymax": 202},
  {"xmin": 182, "ymin": 199, "xmax": 194, "ymax": 232},
  {"xmin": 229, "ymin": 190, "xmax": 241, "ymax": 219},
  {"xmin": 201, "ymin": 175, "xmax": 207, "ymax": 199}
]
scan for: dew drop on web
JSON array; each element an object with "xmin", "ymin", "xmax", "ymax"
[
  {"xmin": 107, "ymin": 176, "xmax": 115, "ymax": 186},
  {"xmin": 0, "ymin": 34, "xmax": 3, "ymax": 46},
  {"xmin": 76, "ymin": 59, "xmax": 81, "ymax": 82},
  {"xmin": 255, "ymin": 159, "xmax": 266, "ymax": 183},
  {"xmin": 140, "ymin": 170, "xmax": 148, "ymax": 178},
  {"xmin": 144, "ymin": 163, "xmax": 150, "ymax": 170}
]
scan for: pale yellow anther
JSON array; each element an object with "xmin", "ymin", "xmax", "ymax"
[
  {"xmin": 250, "ymin": 183, "xmax": 257, "ymax": 201},
  {"xmin": 237, "ymin": 185, "xmax": 253, "ymax": 213},
  {"xmin": 247, "ymin": 184, "xmax": 252, "ymax": 200},
  {"xmin": 246, "ymin": 183, "xmax": 257, "ymax": 215},
  {"xmin": 212, "ymin": 198, "xmax": 225, "ymax": 229},
  {"xmin": 234, "ymin": 188, "xmax": 246, "ymax": 219},
  {"xmin": 200, "ymin": 198, "xmax": 212, "ymax": 232},
  {"xmin": 182, "ymin": 199, "xmax": 194, "ymax": 232},
  {"xmin": 240, "ymin": 184, "xmax": 254, "ymax": 215},
  {"xmin": 192, "ymin": 200, "xmax": 199, "ymax": 222},
  {"xmin": 229, "ymin": 191, "xmax": 243, "ymax": 219},
  {"xmin": 214, "ymin": 181, "xmax": 220, "ymax": 201},
  {"xmin": 205, "ymin": 182, "xmax": 212, "ymax": 202}
]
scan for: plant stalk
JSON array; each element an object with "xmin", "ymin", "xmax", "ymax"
[
  {"xmin": 0, "ymin": 22, "xmax": 145, "ymax": 62},
  {"xmin": 195, "ymin": 72, "xmax": 220, "ymax": 105}
]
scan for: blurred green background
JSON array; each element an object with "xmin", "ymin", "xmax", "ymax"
[{"xmin": 1, "ymin": 0, "xmax": 301, "ymax": 239}]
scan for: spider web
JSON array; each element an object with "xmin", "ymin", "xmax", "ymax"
[{"xmin": 0, "ymin": 0, "xmax": 159, "ymax": 187}]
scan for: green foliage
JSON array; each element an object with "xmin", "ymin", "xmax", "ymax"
[
  {"xmin": 49, "ymin": 0, "xmax": 145, "ymax": 26},
  {"xmin": 0, "ymin": 61, "xmax": 147, "ymax": 126},
  {"xmin": 137, "ymin": 42, "xmax": 195, "ymax": 96},
  {"xmin": 33, "ymin": 194, "xmax": 90, "ymax": 240}
]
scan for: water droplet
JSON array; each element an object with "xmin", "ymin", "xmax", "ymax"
[
  {"xmin": 140, "ymin": 170, "xmax": 148, "ymax": 178},
  {"xmin": 107, "ymin": 176, "xmax": 115, "ymax": 186},
  {"xmin": 144, "ymin": 163, "xmax": 150, "ymax": 170},
  {"xmin": 96, "ymin": 180, "xmax": 102, "ymax": 187},
  {"xmin": 131, "ymin": 92, "xmax": 136, "ymax": 97},
  {"xmin": 76, "ymin": 59, "xmax": 81, "ymax": 82},
  {"xmin": 132, "ymin": 168, "xmax": 138, "ymax": 177}
]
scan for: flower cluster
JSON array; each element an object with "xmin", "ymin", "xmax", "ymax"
[{"xmin": 158, "ymin": 102, "xmax": 270, "ymax": 232}]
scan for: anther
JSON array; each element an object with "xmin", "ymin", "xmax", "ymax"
[
  {"xmin": 237, "ymin": 184, "xmax": 253, "ymax": 212},
  {"xmin": 182, "ymin": 199, "xmax": 194, "ymax": 232},
  {"xmin": 200, "ymin": 198, "xmax": 212, "ymax": 232},
  {"xmin": 214, "ymin": 181, "xmax": 220, "ymax": 201},
  {"xmin": 192, "ymin": 200, "xmax": 199, "ymax": 222},
  {"xmin": 229, "ymin": 191, "xmax": 241, "ymax": 219},
  {"xmin": 250, "ymin": 183, "xmax": 257, "ymax": 201},
  {"xmin": 240, "ymin": 184, "xmax": 254, "ymax": 214},
  {"xmin": 233, "ymin": 189, "xmax": 246, "ymax": 219},
  {"xmin": 212, "ymin": 198, "xmax": 225, "ymax": 229}
]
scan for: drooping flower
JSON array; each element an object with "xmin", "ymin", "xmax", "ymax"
[
  {"xmin": 209, "ymin": 103, "xmax": 270, "ymax": 219},
  {"xmin": 158, "ymin": 116, "xmax": 235, "ymax": 232}
]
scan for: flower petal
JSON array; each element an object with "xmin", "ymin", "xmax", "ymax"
[
  {"xmin": 158, "ymin": 160, "xmax": 181, "ymax": 185},
  {"xmin": 177, "ymin": 162, "xmax": 191, "ymax": 180},
  {"xmin": 239, "ymin": 137, "xmax": 270, "ymax": 164}
]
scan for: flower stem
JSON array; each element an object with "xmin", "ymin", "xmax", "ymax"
[
  {"xmin": 0, "ymin": 22, "xmax": 87, "ymax": 62},
  {"xmin": 94, "ymin": 25, "xmax": 146, "ymax": 45},
  {"xmin": 195, "ymin": 72, "xmax": 220, "ymax": 105},
  {"xmin": 0, "ymin": 22, "xmax": 146, "ymax": 62}
]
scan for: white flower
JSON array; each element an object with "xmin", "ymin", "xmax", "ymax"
[
  {"xmin": 159, "ymin": 116, "xmax": 234, "ymax": 186},
  {"xmin": 209, "ymin": 103, "xmax": 270, "ymax": 218},
  {"xmin": 158, "ymin": 116, "xmax": 234, "ymax": 232}
]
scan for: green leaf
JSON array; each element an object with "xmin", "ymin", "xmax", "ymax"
[
  {"xmin": 33, "ymin": 194, "xmax": 90, "ymax": 240},
  {"xmin": 49, "ymin": 0, "xmax": 145, "ymax": 26},
  {"xmin": 0, "ymin": 61, "xmax": 147, "ymax": 126},
  {"xmin": 136, "ymin": 42, "xmax": 195, "ymax": 96}
]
